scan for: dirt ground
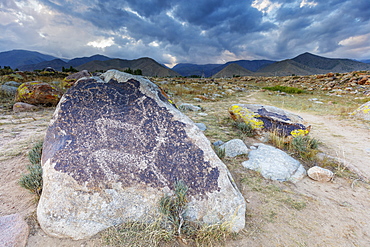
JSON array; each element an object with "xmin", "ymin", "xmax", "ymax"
[{"xmin": 1, "ymin": 91, "xmax": 370, "ymax": 246}]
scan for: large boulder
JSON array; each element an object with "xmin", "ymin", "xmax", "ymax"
[
  {"xmin": 38, "ymin": 70, "xmax": 246, "ymax": 240},
  {"xmin": 15, "ymin": 82, "xmax": 63, "ymax": 106},
  {"xmin": 229, "ymin": 104, "xmax": 310, "ymax": 137},
  {"xmin": 351, "ymin": 101, "xmax": 370, "ymax": 121},
  {"xmin": 242, "ymin": 143, "xmax": 306, "ymax": 182}
]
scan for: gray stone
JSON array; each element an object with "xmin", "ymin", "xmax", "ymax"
[
  {"xmin": 5, "ymin": 81, "xmax": 22, "ymax": 87},
  {"xmin": 0, "ymin": 214, "xmax": 29, "ymax": 247},
  {"xmin": 65, "ymin": 70, "xmax": 90, "ymax": 81},
  {"xmin": 351, "ymin": 101, "xmax": 370, "ymax": 121},
  {"xmin": 242, "ymin": 143, "xmax": 306, "ymax": 182},
  {"xmin": 13, "ymin": 102, "xmax": 38, "ymax": 112},
  {"xmin": 307, "ymin": 166, "xmax": 334, "ymax": 182},
  {"xmin": 219, "ymin": 139, "xmax": 249, "ymax": 158},
  {"xmin": 38, "ymin": 70, "xmax": 246, "ymax": 240},
  {"xmin": 0, "ymin": 85, "xmax": 18, "ymax": 96},
  {"xmin": 178, "ymin": 103, "xmax": 201, "ymax": 111},
  {"xmin": 195, "ymin": 122, "xmax": 207, "ymax": 131},
  {"xmin": 213, "ymin": 140, "xmax": 224, "ymax": 147}
]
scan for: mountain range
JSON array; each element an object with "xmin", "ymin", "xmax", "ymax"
[{"xmin": 0, "ymin": 49, "xmax": 369, "ymax": 77}]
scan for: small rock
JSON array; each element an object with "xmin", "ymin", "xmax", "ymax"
[
  {"xmin": 64, "ymin": 70, "xmax": 91, "ymax": 87},
  {"xmin": 198, "ymin": 112, "xmax": 208, "ymax": 116},
  {"xmin": 178, "ymin": 103, "xmax": 201, "ymax": 111},
  {"xmin": 307, "ymin": 166, "xmax": 334, "ymax": 182},
  {"xmin": 0, "ymin": 213, "xmax": 29, "ymax": 247},
  {"xmin": 351, "ymin": 101, "xmax": 370, "ymax": 121},
  {"xmin": 13, "ymin": 102, "xmax": 38, "ymax": 112},
  {"xmin": 213, "ymin": 140, "xmax": 224, "ymax": 147},
  {"xmin": 4, "ymin": 81, "xmax": 22, "ymax": 87},
  {"xmin": 0, "ymin": 85, "xmax": 18, "ymax": 96},
  {"xmin": 195, "ymin": 123, "xmax": 207, "ymax": 131},
  {"xmin": 219, "ymin": 139, "xmax": 249, "ymax": 157}
]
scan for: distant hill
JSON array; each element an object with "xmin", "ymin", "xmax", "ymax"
[
  {"xmin": 212, "ymin": 63, "xmax": 254, "ymax": 78},
  {"xmin": 18, "ymin": 59, "xmax": 68, "ymax": 71},
  {"xmin": 0, "ymin": 49, "xmax": 58, "ymax": 69},
  {"xmin": 211, "ymin": 59, "xmax": 275, "ymax": 75},
  {"xmin": 77, "ymin": 57, "xmax": 181, "ymax": 77},
  {"xmin": 172, "ymin": 63, "xmax": 221, "ymax": 77},
  {"xmin": 67, "ymin": 54, "xmax": 112, "ymax": 67},
  {"xmin": 256, "ymin": 53, "xmax": 370, "ymax": 76},
  {"xmin": 172, "ymin": 59, "xmax": 275, "ymax": 77},
  {"xmin": 18, "ymin": 54, "xmax": 113, "ymax": 71},
  {"xmin": 360, "ymin": 59, "xmax": 370, "ymax": 64}
]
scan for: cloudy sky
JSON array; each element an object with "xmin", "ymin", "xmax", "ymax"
[{"xmin": 1, "ymin": 0, "xmax": 369, "ymax": 67}]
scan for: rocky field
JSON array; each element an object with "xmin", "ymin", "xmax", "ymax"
[{"xmin": 1, "ymin": 70, "xmax": 370, "ymax": 246}]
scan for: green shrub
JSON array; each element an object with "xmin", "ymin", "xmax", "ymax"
[
  {"xmin": 28, "ymin": 140, "xmax": 43, "ymax": 165},
  {"xmin": 19, "ymin": 164, "xmax": 43, "ymax": 196},
  {"xmin": 263, "ymin": 85, "xmax": 304, "ymax": 94},
  {"xmin": 232, "ymin": 121, "xmax": 256, "ymax": 137},
  {"xmin": 19, "ymin": 141, "xmax": 43, "ymax": 196}
]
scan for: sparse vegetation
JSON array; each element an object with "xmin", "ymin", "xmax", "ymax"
[
  {"xmin": 159, "ymin": 180, "xmax": 189, "ymax": 236},
  {"xmin": 103, "ymin": 180, "xmax": 236, "ymax": 246},
  {"xmin": 214, "ymin": 146, "xmax": 226, "ymax": 159},
  {"xmin": 19, "ymin": 141, "xmax": 43, "ymax": 197},
  {"xmin": 263, "ymin": 85, "xmax": 304, "ymax": 94},
  {"xmin": 268, "ymin": 132, "xmax": 320, "ymax": 162},
  {"xmin": 232, "ymin": 121, "xmax": 256, "ymax": 137}
]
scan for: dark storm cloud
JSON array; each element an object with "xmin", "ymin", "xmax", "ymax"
[
  {"xmin": 35, "ymin": 0, "xmax": 274, "ymax": 62},
  {"xmin": 1, "ymin": 0, "xmax": 370, "ymax": 64}
]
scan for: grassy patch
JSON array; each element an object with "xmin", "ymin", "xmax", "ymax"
[
  {"xmin": 103, "ymin": 180, "xmax": 237, "ymax": 246},
  {"xmin": 263, "ymin": 85, "xmax": 304, "ymax": 94},
  {"xmin": 268, "ymin": 132, "xmax": 320, "ymax": 162},
  {"xmin": 214, "ymin": 146, "xmax": 226, "ymax": 159}
]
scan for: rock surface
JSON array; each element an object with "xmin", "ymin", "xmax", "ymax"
[
  {"xmin": 0, "ymin": 214, "xmax": 29, "ymax": 247},
  {"xmin": 307, "ymin": 166, "xmax": 334, "ymax": 182},
  {"xmin": 229, "ymin": 104, "xmax": 310, "ymax": 137},
  {"xmin": 219, "ymin": 139, "xmax": 249, "ymax": 157},
  {"xmin": 38, "ymin": 70, "xmax": 246, "ymax": 240},
  {"xmin": 15, "ymin": 82, "xmax": 63, "ymax": 106},
  {"xmin": 63, "ymin": 70, "xmax": 91, "ymax": 87},
  {"xmin": 242, "ymin": 143, "xmax": 306, "ymax": 182},
  {"xmin": 351, "ymin": 101, "xmax": 370, "ymax": 121},
  {"xmin": 13, "ymin": 102, "xmax": 38, "ymax": 112}
]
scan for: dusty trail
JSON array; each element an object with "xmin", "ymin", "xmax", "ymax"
[{"xmin": 298, "ymin": 112, "xmax": 370, "ymax": 181}]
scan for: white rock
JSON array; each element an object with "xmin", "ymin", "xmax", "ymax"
[
  {"xmin": 307, "ymin": 166, "xmax": 334, "ymax": 182},
  {"xmin": 195, "ymin": 123, "xmax": 207, "ymax": 131},
  {"xmin": 220, "ymin": 139, "xmax": 249, "ymax": 157},
  {"xmin": 242, "ymin": 143, "xmax": 306, "ymax": 183},
  {"xmin": 179, "ymin": 103, "xmax": 201, "ymax": 111}
]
